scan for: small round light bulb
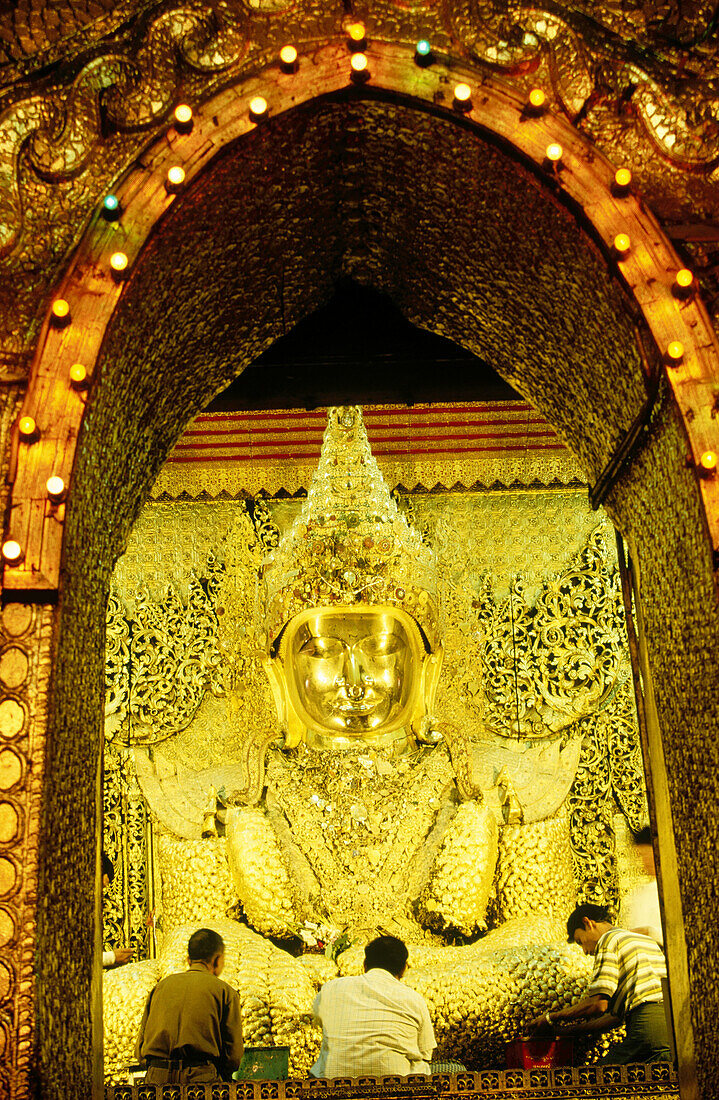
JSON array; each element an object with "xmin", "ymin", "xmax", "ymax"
[
  {"xmin": 453, "ymin": 83, "xmax": 472, "ymax": 111},
  {"xmin": 166, "ymin": 165, "xmax": 186, "ymax": 191},
  {"xmin": 666, "ymin": 341, "xmax": 684, "ymax": 363},
  {"xmin": 613, "ymin": 233, "xmax": 631, "ymax": 257},
  {"xmin": 249, "ymin": 97, "xmax": 268, "ymax": 120},
  {"xmin": 350, "ymin": 52, "xmax": 368, "ymax": 74},
  {"xmin": 528, "ymin": 88, "xmax": 546, "ymax": 109},
  {"xmin": 2, "ymin": 540, "xmax": 23, "ymax": 565},
  {"xmin": 174, "ymin": 104, "xmax": 193, "ymax": 125},
  {"xmin": 69, "ymin": 363, "xmax": 87, "ymax": 388},
  {"xmin": 110, "ymin": 251, "xmax": 128, "ymax": 275},
  {"xmin": 348, "ymin": 22, "xmax": 366, "ymax": 43},
  {"xmin": 18, "ymin": 416, "xmax": 37, "ymax": 439},
  {"xmin": 672, "ymin": 268, "xmax": 695, "ymax": 299},
  {"xmin": 51, "ymin": 299, "xmax": 70, "ymax": 325},
  {"xmin": 614, "ymin": 168, "xmax": 632, "ymax": 189},
  {"xmin": 700, "ymin": 451, "xmax": 717, "ymax": 473},
  {"xmin": 46, "ymin": 476, "xmax": 66, "ymax": 502},
  {"xmin": 280, "ymin": 45, "xmax": 298, "ymax": 67},
  {"xmin": 545, "ymin": 142, "xmax": 563, "ymax": 163},
  {"xmin": 102, "ymin": 194, "xmax": 121, "ymax": 220}
]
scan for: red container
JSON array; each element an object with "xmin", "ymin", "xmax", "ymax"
[{"xmin": 505, "ymin": 1037, "xmax": 574, "ymax": 1068}]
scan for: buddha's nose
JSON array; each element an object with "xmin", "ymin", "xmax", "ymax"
[{"xmin": 344, "ymin": 649, "xmax": 365, "ymax": 698}]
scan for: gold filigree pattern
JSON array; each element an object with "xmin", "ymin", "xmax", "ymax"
[
  {"xmin": 567, "ymin": 677, "xmax": 647, "ymax": 910},
  {"xmin": 474, "ymin": 526, "xmax": 629, "ymax": 737},
  {"xmin": 102, "ymin": 745, "xmax": 150, "ymax": 958},
  {"xmin": 105, "ymin": 565, "xmax": 225, "ymax": 744},
  {"xmin": 0, "ymin": 4, "xmax": 248, "ymax": 256}
]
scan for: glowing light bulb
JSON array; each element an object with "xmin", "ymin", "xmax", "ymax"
[
  {"xmin": 46, "ymin": 476, "xmax": 65, "ymax": 502},
  {"xmin": 614, "ymin": 168, "xmax": 632, "ymax": 189},
  {"xmin": 51, "ymin": 299, "xmax": 70, "ymax": 324},
  {"xmin": 613, "ymin": 233, "xmax": 631, "ymax": 256},
  {"xmin": 18, "ymin": 416, "xmax": 36, "ymax": 439},
  {"xmin": 166, "ymin": 165, "xmax": 186, "ymax": 189},
  {"xmin": 110, "ymin": 251, "xmax": 128, "ymax": 274},
  {"xmin": 700, "ymin": 450, "xmax": 717, "ymax": 473},
  {"xmin": 454, "ymin": 83, "xmax": 472, "ymax": 105},
  {"xmin": 666, "ymin": 341, "xmax": 684, "ymax": 363},
  {"xmin": 280, "ymin": 45, "xmax": 298, "ymax": 66},
  {"xmin": 528, "ymin": 88, "xmax": 546, "ymax": 109},
  {"xmin": 174, "ymin": 104, "xmax": 193, "ymax": 125},
  {"xmin": 669, "ymin": 268, "xmax": 695, "ymax": 303},
  {"xmin": 249, "ymin": 97, "xmax": 268, "ymax": 120},
  {"xmin": 69, "ymin": 363, "xmax": 87, "ymax": 387},
  {"xmin": 102, "ymin": 194, "xmax": 120, "ymax": 219},
  {"xmin": 545, "ymin": 142, "xmax": 563, "ymax": 163},
  {"xmin": 350, "ymin": 52, "xmax": 368, "ymax": 74},
  {"xmin": 2, "ymin": 540, "xmax": 23, "ymax": 565},
  {"xmin": 348, "ymin": 22, "xmax": 366, "ymax": 42}
]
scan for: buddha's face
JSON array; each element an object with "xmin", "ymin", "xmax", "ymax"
[{"xmin": 279, "ymin": 606, "xmax": 424, "ymax": 740}]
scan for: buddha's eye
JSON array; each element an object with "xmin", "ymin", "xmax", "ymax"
[
  {"xmin": 359, "ymin": 633, "xmax": 403, "ymax": 658},
  {"xmin": 300, "ymin": 637, "xmax": 343, "ymax": 659}
]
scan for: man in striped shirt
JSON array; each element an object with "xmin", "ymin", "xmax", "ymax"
[{"xmin": 528, "ymin": 903, "xmax": 672, "ymax": 1064}]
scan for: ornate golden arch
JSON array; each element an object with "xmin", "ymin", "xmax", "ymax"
[{"xmin": 1, "ymin": 34, "xmax": 717, "ymax": 1100}]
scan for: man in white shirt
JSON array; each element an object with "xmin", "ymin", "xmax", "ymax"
[{"xmin": 311, "ymin": 935, "xmax": 435, "ymax": 1079}]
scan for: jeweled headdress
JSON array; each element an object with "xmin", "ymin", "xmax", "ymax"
[{"xmin": 262, "ymin": 406, "xmax": 438, "ymax": 648}]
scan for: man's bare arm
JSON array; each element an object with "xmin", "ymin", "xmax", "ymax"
[{"xmin": 527, "ymin": 994, "xmax": 609, "ymax": 1032}]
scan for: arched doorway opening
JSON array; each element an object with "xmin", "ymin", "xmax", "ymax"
[{"xmin": 3, "ymin": 55, "xmax": 718, "ymax": 1100}]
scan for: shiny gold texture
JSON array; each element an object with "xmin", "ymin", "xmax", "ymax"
[
  {"xmin": 281, "ymin": 606, "xmax": 427, "ymax": 743},
  {"xmin": 101, "ymin": 409, "xmax": 651, "ymax": 1081}
]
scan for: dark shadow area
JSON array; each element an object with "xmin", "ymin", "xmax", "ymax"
[{"xmin": 207, "ymin": 279, "xmax": 520, "ymax": 411}]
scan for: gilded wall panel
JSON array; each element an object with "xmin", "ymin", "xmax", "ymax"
[{"xmin": 0, "ymin": 602, "xmax": 55, "ymax": 1100}]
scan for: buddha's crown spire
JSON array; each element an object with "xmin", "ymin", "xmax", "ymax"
[{"xmin": 263, "ymin": 406, "xmax": 438, "ymax": 647}]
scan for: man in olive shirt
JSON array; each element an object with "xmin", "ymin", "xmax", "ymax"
[{"xmin": 135, "ymin": 928, "xmax": 243, "ymax": 1083}]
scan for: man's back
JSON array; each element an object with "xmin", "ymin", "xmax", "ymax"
[
  {"xmin": 136, "ymin": 967, "xmax": 243, "ymax": 1072},
  {"xmin": 311, "ymin": 969, "xmax": 435, "ymax": 1079}
]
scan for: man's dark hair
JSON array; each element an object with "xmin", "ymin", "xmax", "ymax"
[
  {"xmin": 188, "ymin": 928, "xmax": 225, "ymax": 962},
  {"xmin": 364, "ymin": 935, "xmax": 408, "ymax": 978},
  {"xmin": 102, "ymin": 852, "xmax": 114, "ymax": 883},
  {"xmin": 566, "ymin": 903, "xmax": 612, "ymax": 942},
  {"xmin": 632, "ymin": 825, "xmax": 652, "ymax": 846}
]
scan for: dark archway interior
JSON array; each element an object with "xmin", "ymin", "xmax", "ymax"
[
  {"xmin": 36, "ymin": 93, "xmax": 719, "ymax": 1096},
  {"xmin": 208, "ymin": 279, "xmax": 519, "ymax": 411}
]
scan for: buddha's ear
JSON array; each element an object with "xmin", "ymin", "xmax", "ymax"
[
  {"xmin": 261, "ymin": 655, "xmax": 305, "ymax": 748},
  {"xmin": 425, "ymin": 644, "xmax": 444, "ymax": 709},
  {"xmin": 409, "ymin": 645, "xmax": 444, "ymax": 737},
  {"xmin": 262, "ymin": 655, "xmax": 289, "ymax": 728}
]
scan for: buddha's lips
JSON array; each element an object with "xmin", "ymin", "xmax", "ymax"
[{"xmin": 336, "ymin": 699, "xmax": 378, "ymax": 716}]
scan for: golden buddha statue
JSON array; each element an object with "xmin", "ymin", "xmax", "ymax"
[
  {"xmin": 213, "ymin": 406, "xmax": 579, "ymax": 948},
  {"xmin": 111, "ymin": 406, "xmax": 592, "ymax": 1082}
]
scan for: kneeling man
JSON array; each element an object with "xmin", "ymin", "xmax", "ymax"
[
  {"xmin": 136, "ymin": 928, "xmax": 243, "ymax": 1083},
  {"xmin": 311, "ymin": 935, "xmax": 435, "ymax": 1078},
  {"xmin": 529, "ymin": 903, "xmax": 671, "ymax": 1064}
]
